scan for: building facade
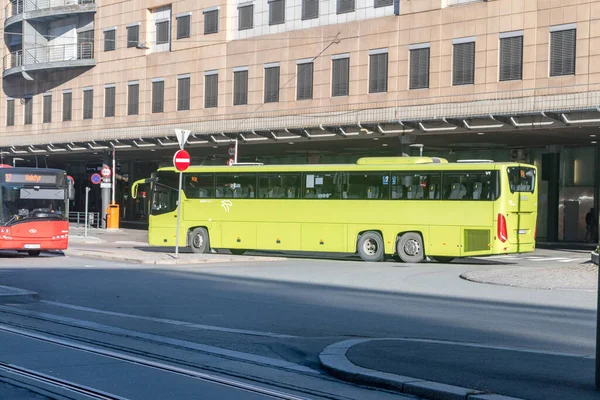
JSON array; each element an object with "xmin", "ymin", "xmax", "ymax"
[{"xmin": 1, "ymin": 0, "xmax": 600, "ymax": 242}]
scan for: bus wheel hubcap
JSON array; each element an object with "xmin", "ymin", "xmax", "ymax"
[
  {"xmin": 194, "ymin": 235, "xmax": 203, "ymax": 248},
  {"xmin": 404, "ymin": 239, "xmax": 420, "ymax": 256},
  {"xmin": 364, "ymin": 239, "xmax": 378, "ymax": 256}
]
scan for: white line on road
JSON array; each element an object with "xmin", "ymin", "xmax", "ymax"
[{"xmin": 41, "ymin": 300, "xmax": 296, "ymax": 339}]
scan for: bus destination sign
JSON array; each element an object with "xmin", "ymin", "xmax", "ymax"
[{"xmin": 3, "ymin": 173, "xmax": 57, "ymax": 184}]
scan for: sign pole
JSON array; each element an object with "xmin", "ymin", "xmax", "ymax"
[
  {"xmin": 111, "ymin": 149, "xmax": 116, "ymax": 205},
  {"xmin": 84, "ymin": 187, "xmax": 90, "ymax": 238},
  {"xmin": 175, "ymin": 171, "xmax": 183, "ymax": 259},
  {"xmin": 173, "ymin": 129, "xmax": 191, "ymax": 259}
]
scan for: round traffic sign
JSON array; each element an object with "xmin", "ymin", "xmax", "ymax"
[
  {"xmin": 173, "ymin": 149, "xmax": 191, "ymax": 171},
  {"xmin": 67, "ymin": 175, "xmax": 74, "ymax": 184},
  {"xmin": 228, "ymin": 147, "xmax": 236, "ymax": 157},
  {"xmin": 101, "ymin": 166, "xmax": 111, "ymax": 177},
  {"xmin": 90, "ymin": 173, "xmax": 102, "ymax": 184}
]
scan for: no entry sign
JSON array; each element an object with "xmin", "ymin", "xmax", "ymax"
[{"xmin": 173, "ymin": 149, "xmax": 191, "ymax": 171}]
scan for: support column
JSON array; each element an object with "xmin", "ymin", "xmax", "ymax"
[
  {"xmin": 542, "ymin": 151, "xmax": 560, "ymax": 242},
  {"xmin": 126, "ymin": 160, "xmax": 135, "ymax": 221}
]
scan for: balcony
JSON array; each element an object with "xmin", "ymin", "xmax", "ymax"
[
  {"xmin": 5, "ymin": 0, "xmax": 96, "ymax": 28},
  {"xmin": 3, "ymin": 42, "xmax": 95, "ymax": 78},
  {"xmin": 445, "ymin": 0, "xmax": 486, "ymax": 6}
]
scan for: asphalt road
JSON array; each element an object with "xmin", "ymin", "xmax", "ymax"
[{"xmin": 0, "ymin": 249, "xmax": 595, "ymax": 399}]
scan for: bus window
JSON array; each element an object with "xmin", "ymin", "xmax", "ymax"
[
  {"xmin": 391, "ymin": 173, "xmax": 440, "ymax": 200},
  {"xmin": 303, "ymin": 173, "xmax": 340, "ymax": 199},
  {"xmin": 258, "ymin": 173, "xmax": 301, "ymax": 199},
  {"xmin": 344, "ymin": 172, "xmax": 389, "ymax": 199},
  {"xmin": 215, "ymin": 174, "xmax": 256, "ymax": 198},
  {"xmin": 507, "ymin": 167, "xmax": 535, "ymax": 193},
  {"xmin": 184, "ymin": 173, "xmax": 214, "ymax": 198},
  {"xmin": 442, "ymin": 171, "xmax": 499, "ymax": 200},
  {"xmin": 152, "ymin": 171, "xmax": 179, "ymax": 215}
]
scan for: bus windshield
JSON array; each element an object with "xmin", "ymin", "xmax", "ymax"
[
  {"xmin": 507, "ymin": 167, "xmax": 536, "ymax": 193},
  {"xmin": 0, "ymin": 184, "xmax": 67, "ymax": 225}
]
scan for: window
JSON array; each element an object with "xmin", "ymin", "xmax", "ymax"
[
  {"xmin": 238, "ymin": 4, "xmax": 253, "ymax": 30},
  {"xmin": 550, "ymin": 26, "xmax": 576, "ymax": 77},
  {"xmin": 369, "ymin": 51, "xmax": 388, "ymax": 93},
  {"xmin": 83, "ymin": 89, "xmax": 93, "ymax": 119},
  {"xmin": 152, "ymin": 171, "xmax": 179, "ymax": 215},
  {"xmin": 507, "ymin": 167, "xmax": 535, "ymax": 193},
  {"xmin": 374, "ymin": 0, "xmax": 393, "ymax": 7},
  {"xmin": 104, "ymin": 29, "xmax": 116, "ymax": 51},
  {"xmin": 499, "ymin": 33, "xmax": 523, "ymax": 81},
  {"xmin": 442, "ymin": 171, "xmax": 499, "ymax": 200},
  {"xmin": 391, "ymin": 173, "xmax": 441, "ymax": 200},
  {"xmin": 6, "ymin": 99, "xmax": 14, "ymax": 126},
  {"xmin": 184, "ymin": 173, "xmax": 214, "ymax": 198},
  {"xmin": 297, "ymin": 61, "xmax": 314, "ymax": 100},
  {"xmin": 303, "ymin": 173, "xmax": 340, "ymax": 199},
  {"xmin": 43, "ymin": 94, "xmax": 52, "ymax": 123},
  {"xmin": 215, "ymin": 174, "xmax": 256, "ymax": 198},
  {"xmin": 453, "ymin": 40, "xmax": 475, "ymax": 85},
  {"xmin": 332, "ymin": 56, "xmax": 349, "ymax": 97},
  {"xmin": 264, "ymin": 65, "xmax": 280, "ymax": 103},
  {"xmin": 77, "ymin": 30, "xmax": 94, "ymax": 59},
  {"xmin": 258, "ymin": 173, "xmax": 301, "ymax": 198},
  {"xmin": 127, "ymin": 24, "xmax": 140, "ymax": 48},
  {"xmin": 156, "ymin": 20, "xmax": 170, "ymax": 45},
  {"xmin": 62, "ymin": 91, "xmax": 72, "ymax": 121},
  {"xmin": 24, "ymin": 97, "xmax": 32, "ymax": 125},
  {"xmin": 152, "ymin": 80, "xmax": 164, "ymax": 113},
  {"xmin": 337, "ymin": 0, "xmax": 354, "ymax": 13},
  {"xmin": 178, "ymin": 75, "xmax": 190, "ymax": 111},
  {"xmin": 302, "ymin": 0, "xmax": 318, "ymax": 20},
  {"xmin": 233, "ymin": 69, "xmax": 248, "ymax": 106},
  {"xmin": 105, "ymin": 86, "xmax": 116, "ymax": 117},
  {"xmin": 128, "ymin": 82, "xmax": 139, "ymax": 115},
  {"xmin": 177, "ymin": 14, "xmax": 191, "ymax": 39},
  {"xmin": 269, "ymin": 0, "xmax": 285, "ymax": 25},
  {"xmin": 409, "ymin": 46, "xmax": 430, "ymax": 89},
  {"xmin": 205, "ymin": 72, "xmax": 218, "ymax": 108},
  {"xmin": 204, "ymin": 9, "xmax": 218, "ymax": 34},
  {"xmin": 343, "ymin": 172, "xmax": 389, "ymax": 199}
]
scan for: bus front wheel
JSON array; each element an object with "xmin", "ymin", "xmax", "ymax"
[
  {"xmin": 396, "ymin": 233, "xmax": 424, "ymax": 263},
  {"xmin": 189, "ymin": 228, "xmax": 210, "ymax": 254},
  {"xmin": 357, "ymin": 232, "xmax": 384, "ymax": 262}
]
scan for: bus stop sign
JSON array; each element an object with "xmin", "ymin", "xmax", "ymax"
[{"xmin": 173, "ymin": 149, "xmax": 191, "ymax": 171}]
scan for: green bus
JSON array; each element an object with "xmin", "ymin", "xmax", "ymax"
[{"xmin": 132, "ymin": 157, "xmax": 537, "ymax": 263}]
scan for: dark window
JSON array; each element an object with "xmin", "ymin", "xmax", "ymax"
[
  {"xmin": 156, "ymin": 20, "xmax": 170, "ymax": 45},
  {"xmin": 83, "ymin": 89, "xmax": 93, "ymax": 119},
  {"xmin": 105, "ymin": 86, "xmax": 116, "ymax": 117},
  {"xmin": 152, "ymin": 80, "xmax": 164, "ymax": 113},
  {"xmin": 205, "ymin": 73, "xmax": 218, "ymax": 108},
  {"xmin": 374, "ymin": 0, "xmax": 392, "ymax": 7},
  {"xmin": 77, "ymin": 30, "xmax": 94, "ymax": 59},
  {"xmin": 453, "ymin": 41, "xmax": 475, "ymax": 85},
  {"xmin": 409, "ymin": 47, "xmax": 430, "ymax": 89},
  {"xmin": 332, "ymin": 57, "xmax": 349, "ymax": 97},
  {"xmin": 204, "ymin": 9, "xmax": 219, "ymax": 34},
  {"xmin": 152, "ymin": 171, "xmax": 179, "ymax": 215},
  {"xmin": 177, "ymin": 15, "xmax": 191, "ymax": 39},
  {"xmin": 442, "ymin": 171, "xmax": 499, "ymax": 200},
  {"xmin": 216, "ymin": 174, "xmax": 256, "ymax": 198},
  {"xmin": 303, "ymin": 172, "xmax": 340, "ymax": 199},
  {"xmin": 104, "ymin": 29, "xmax": 116, "ymax": 51},
  {"xmin": 127, "ymin": 25, "xmax": 140, "ymax": 48},
  {"xmin": 128, "ymin": 83, "xmax": 139, "ymax": 115},
  {"xmin": 343, "ymin": 172, "xmax": 389, "ymax": 199},
  {"xmin": 24, "ymin": 97, "xmax": 32, "ymax": 125},
  {"xmin": 233, "ymin": 70, "xmax": 248, "ymax": 106},
  {"xmin": 369, "ymin": 52, "xmax": 388, "ymax": 93},
  {"xmin": 337, "ymin": 0, "xmax": 354, "ymax": 13},
  {"xmin": 258, "ymin": 173, "xmax": 301, "ymax": 198},
  {"xmin": 507, "ymin": 167, "xmax": 535, "ymax": 193},
  {"xmin": 302, "ymin": 0, "xmax": 318, "ymax": 20},
  {"xmin": 499, "ymin": 35, "xmax": 523, "ymax": 81},
  {"xmin": 269, "ymin": 0, "xmax": 285, "ymax": 25},
  {"xmin": 297, "ymin": 62, "xmax": 314, "ymax": 100},
  {"xmin": 550, "ymin": 28, "xmax": 576, "ymax": 77},
  {"xmin": 43, "ymin": 94, "xmax": 52, "ymax": 123},
  {"xmin": 238, "ymin": 5, "xmax": 253, "ymax": 30},
  {"xmin": 184, "ymin": 173, "xmax": 214, "ymax": 198},
  {"xmin": 391, "ymin": 173, "xmax": 441, "ymax": 200},
  {"xmin": 178, "ymin": 77, "xmax": 190, "ymax": 111},
  {"xmin": 6, "ymin": 99, "xmax": 14, "ymax": 126},
  {"xmin": 264, "ymin": 66, "xmax": 280, "ymax": 103},
  {"xmin": 62, "ymin": 92, "xmax": 72, "ymax": 121}
]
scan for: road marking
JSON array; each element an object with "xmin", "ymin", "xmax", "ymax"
[{"xmin": 41, "ymin": 300, "xmax": 295, "ymax": 339}]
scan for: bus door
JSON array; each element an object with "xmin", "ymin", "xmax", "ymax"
[{"xmin": 500, "ymin": 165, "xmax": 537, "ymax": 252}]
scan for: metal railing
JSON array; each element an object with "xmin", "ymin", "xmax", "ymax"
[
  {"xmin": 69, "ymin": 211, "xmax": 100, "ymax": 229},
  {"xmin": 5, "ymin": 0, "xmax": 94, "ymax": 19},
  {"xmin": 3, "ymin": 42, "xmax": 93, "ymax": 71}
]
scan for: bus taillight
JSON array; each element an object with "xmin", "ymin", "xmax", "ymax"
[{"xmin": 498, "ymin": 214, "xmax": 508, "ymax": 243}]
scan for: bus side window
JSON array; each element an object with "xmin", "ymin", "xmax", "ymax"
[
  {"xmin": 184, "ymin": 173, "xmax": 214, "ymax": 199},
  {"xmin": 258, "ymin": 173, "xmax": 301, "ymax": 199},
  {"xmin": 345, "ymin": 172, "xmax": 388, "ymax": 200},
  {"xmin": 216, "ymin": 173, "xmax": 256, "ymax": 199}
]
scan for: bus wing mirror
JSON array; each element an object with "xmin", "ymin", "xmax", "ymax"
[
  {"xmin": 131, "ymin": 177, "xmax": 156, "ymax": 199},
  {"xmin": 68, "ymin": 182, "xmax": 75, "ymax": 201}
]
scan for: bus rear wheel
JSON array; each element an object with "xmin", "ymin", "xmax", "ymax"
[
  {"xmin": 432, "ymin": 256, "xmax": 455, "ymax": 263},
  {"xmin": 357, "ymin": 231, "xmax": 384, "ymax": 262},
  {"xmin": 396, "ymin": 233, "xmax": 424, "ymax": 263},
  {"xmin": 189, "ymin": 228, "xmax": 210, "ymax": 254},
  {"xmin": 28, "ymin": 250, "xmax": 41, "ymax": 257}
]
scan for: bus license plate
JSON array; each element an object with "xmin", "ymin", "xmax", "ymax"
[
  {"xmin": 518, "ymin": 230, "xmax": 527, "ymax": 235},
  {"xmin": 24, "ymin": 244, "xmax": 41, "ymax": 249}
]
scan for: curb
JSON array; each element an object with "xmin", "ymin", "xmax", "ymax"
[
  {"xmin": 318, "ymin": 339, "xmax": 524, "ymax": 400},
  {"xmin": 0, "ymin": 285, "xmax": 39, "ymax": 304},
  {"xmin": 592, "ymin": 251, "xmax": 599, "ymax": 265},
  {"xmin": 459, "ymin": 270, "xmax": 597, "ymax": 293}
]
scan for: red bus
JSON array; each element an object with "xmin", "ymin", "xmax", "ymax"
[{"xmin": 0, "ymin": 167, "xmax": 71, "ymax": 256}]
